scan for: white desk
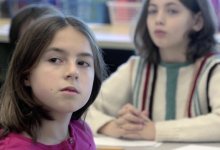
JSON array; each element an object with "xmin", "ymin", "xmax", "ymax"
[
  {"xmin": 0, "ymin": 18, "xmax": 135, "ymax": 50},
  {"xmin": 97, "ymin": 142, "xmax": 220, "ymax": 150},
  {"xmin": 89, "ymin": 24, "xmax": 135, "ymax": 50},
  {"xmin": 95, "ymin": 135, "xmax": 220, "ymax": 150}
]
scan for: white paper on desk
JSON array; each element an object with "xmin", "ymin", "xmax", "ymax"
[
  {"xmin": 94, "ymin": 135, "xmax": 161, "ymax": 147},
  {"xmin": 174, "ymin": 144, "xmax": 220, "ymax": 150}
]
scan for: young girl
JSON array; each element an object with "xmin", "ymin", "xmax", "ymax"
[
  {"xmin": 87, "ymin": 0, "xmax": 220, "ymax": 142},
  {"xmin": 0, "ymin": 15, "xmax": 106, "ymax": 149}
]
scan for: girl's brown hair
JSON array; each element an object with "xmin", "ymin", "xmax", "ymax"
[
  {"xmin": 134, "ymin": 0, "xmax": 218, "ymax": 63},
  {"xmin": 0, "ymin": 15, "xmax": 106, "ymax": 141}
]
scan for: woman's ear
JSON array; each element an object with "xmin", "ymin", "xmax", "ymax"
[{"xmin": 192, "ymin": 12, "xmax": 204, "ymax": 31}]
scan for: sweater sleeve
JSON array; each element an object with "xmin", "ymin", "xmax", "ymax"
[
  {"xmin": 155, "ymin": 65, "xmax": 220, "ymax": 142},
  {"xmin": 86, "ymin": 56, "xmax": 138, "ymax": 135}
]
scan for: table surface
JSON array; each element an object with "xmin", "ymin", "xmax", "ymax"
[
  {"xmin": 0, "ymin": 18, "xmax": 135, "ymax": 50},
  {"xmin": 97, "ymin": 142, "xmax": 220, "ymax": 150},
  {"xmin": 1, "ymin": 18, "xmax": 220, "ymax": 51}
]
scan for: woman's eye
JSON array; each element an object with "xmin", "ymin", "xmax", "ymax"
[{"xmin": 49, "ymin": 58, "xmax": 63, "ymax": 64}]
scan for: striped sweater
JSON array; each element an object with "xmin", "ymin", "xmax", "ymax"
[{"xmin": 86, "ymin": 54, "xmax": 220, "ymax": 142}]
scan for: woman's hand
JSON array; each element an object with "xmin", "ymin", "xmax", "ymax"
[{"xmin": 98, "ymin": 103, "xmax": 155, "ymax": 140}]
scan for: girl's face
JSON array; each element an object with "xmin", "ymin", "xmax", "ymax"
[
  {"xmin": 147, "ymin": 0, "xmax": 202, "ymax": 52},
  {"xmin": 25, "ymin": 26, "xmax": 95, "ymax": 117}
]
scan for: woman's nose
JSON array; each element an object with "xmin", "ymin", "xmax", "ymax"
[{"xmin": 65, "ymin": 62, "xmax": 79, "ymax": 80}]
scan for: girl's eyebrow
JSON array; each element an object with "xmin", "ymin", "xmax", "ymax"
[
  {"xmin": 46, "ymin": 47, "xmax": 94, "ymax": 58},
  {"xmin": 149, "ymin": 2, "xmax": 178, "ymax": 7},
  {"xmin": 46, "ymin": 47, "xmax": 66, "ymax": 54},
  {"xmin": 165, "ymin": 2, "xmax": 179, "ymax": 7},
  {"xmin": 149, "ymin": 3, "xmax": 156, "ymax": 7}
]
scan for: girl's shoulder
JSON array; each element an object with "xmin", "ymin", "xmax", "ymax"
[
  {"xmin": 117, "ymin": 55, "xmax": 147, "ymax": 72},
  {"xmin": 69, "ymin": 119, "xmax": 92, "ymax": 135},
  {"xmin": 128, "ymin": 55, "xmax": 145, "ymax": 63},
  {"xmin": 0, "ymin": 132, "xmax": 33, "ymax": 150},
  {"xmin": 69, "ymin": 119, "xmax": 96, "ymax": 150},
  {"xmin": 199, "ymin": 52, "xmax": 220, "ymax": 67}
]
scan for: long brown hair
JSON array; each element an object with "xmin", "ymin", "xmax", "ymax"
[{"xmin": 0, "ymin": 15, "xmax": 106, "ymax": 141}]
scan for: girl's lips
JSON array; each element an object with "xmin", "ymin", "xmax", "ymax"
[
  {"xmin": 154, "ymin": 30, "xmax": 166, "ymax": 38},
  {"xmin": 61, "ymin": 86, "xmax": 80, "ymax": 94}
]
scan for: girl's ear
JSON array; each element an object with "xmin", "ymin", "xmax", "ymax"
[
  {"xmin": 24, "ymin": 76, "xmax": 30, "ymax": 86},
  {"xmin": 192, "ymin": 12, "xmax": 204, "ymax": 31}
]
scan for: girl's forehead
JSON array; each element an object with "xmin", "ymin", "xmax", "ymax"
[
  {"xmin": 148, "ymin": 0, "xmax": 188, "ymax": 11},
  {"xmin": 46, "ymin": 27, "xmax": 93, "ymax": 55},
  {"xmin": 149, "ymin": 0, "xmax": 182, "ymax": 5},
  {"xmin": 53, "ymin": 26, "xmax": 87, "ymax": 41}
]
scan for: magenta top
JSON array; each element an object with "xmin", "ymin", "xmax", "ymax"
[{"xmin": 0, "ymin": 120, "xmax": 96, "ymax": 150}]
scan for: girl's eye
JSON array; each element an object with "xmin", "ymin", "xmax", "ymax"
[
  {"xmin": 148, "ymin": 8, "xmax": 157, "ymax": 15},
  {"xmin": 167, "ymin": 9, "xmax": 178, "ymax": 15},
  {"xmin": 49, "ymin": 58, "xmax": 63, "ymax": 64},
  {"xmin": 77, "ymin": 60, "xmax": 91, "ymax": 67}
]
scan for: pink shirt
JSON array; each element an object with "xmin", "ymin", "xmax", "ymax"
[{"xmin": 0, "ymin": 120, "xmax": 96, "ymax": 150}]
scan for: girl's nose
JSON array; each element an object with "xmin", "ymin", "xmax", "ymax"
[
  {"xmin": 155, "ymin": 11, "xmax": 165, "ymax": 25},
  {"xmin": 65, "ymin": 62, "xmax": 79, "ymax": 81}
]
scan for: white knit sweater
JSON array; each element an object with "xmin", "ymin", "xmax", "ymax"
[{"xmin": 86, "ymin": 55, "xmax": 220, "ymax": 142}]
